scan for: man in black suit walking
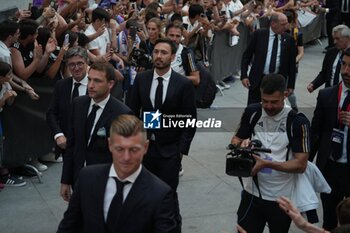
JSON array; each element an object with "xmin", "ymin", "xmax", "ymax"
[
  {"xmin": 128, "ymin": 38, "xmax": 197, "ymax": 231},
  {"xmin": 241, "ymin": 12, "xmax": 296, "ymax": 105},
  {"xmin": 46, "ymin": 47, "xmax": 89, "ymax": 160},
  {"xmin": 310, "ymin": 48, "xmax": 350, "ymax": 231},
  {"xmin": 60, "ymin": 61, "xmax": 132, "ymax": 201},
  {"xmin": 307, "ymin": 25, "xmax": 350, "ymax": 93},
  {"xmin": 57, "ymin": 114, "xmax": 177, "ymax": 233}
]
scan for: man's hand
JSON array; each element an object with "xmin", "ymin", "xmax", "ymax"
[
  {"xmin": 56, "ymin": 135, "xmax": 67, "ymax": 149},
  {"xmin": 236, "ymin": 224, "xmax": 247, "ymax": 233},
  {"xmin": 339, "ymin": 111, "xmax": 350, "ymax": 127},
  {"xmin": 26, "ymin": 89, "xmax": 40, "ymax": 100},
  {"xmin": 241, "ymin": 78, "xmax": 250, "ymax": 88},
  {"xmin": 33, "ymin": 41, "xmax": 43, "ymax": 61},
  {"xmin": 307, "ymin": 83, "xmax": 314, "ymax": 93},
  {"xmin": 251, "ymin": 154, "xmax": 266, "ymax": 176},
  {"xmin": 96, "ymin": 24, "xmax": 106, "ymax": 37},
  {"xmin": 287, "ymin": 88, "xmax": 294, "ymax": 96},
  {"xmin": 45, "ymin": 38, "xmax": 57, "ymax": 54},
  {"xmin": 4, "ymin": 90, "xmax": 17, "ymax": 99},
  {"xmin": 60, "ymin": 184, "xmax": 72, "ymax": 202}
]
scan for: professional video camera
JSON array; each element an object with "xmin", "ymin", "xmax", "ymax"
[
  {"xmin": 128, "ymin": 47, "xmax": 152, "ymax": 68},
  {"xmin": 226, "ymin": 140, "xmax": 271, "ymax": 177}
]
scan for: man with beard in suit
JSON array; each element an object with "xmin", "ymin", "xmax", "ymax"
[
  {"xmin": 128, "ymin": 38, "xmax": 197, "ymax": 232},
  {"xmin": 60, "ymin": 61, "xmax": 132, "ymax": 202},
  {"xmin": 310, "ymin": 47, "xmax": 350, "ymax": 231}
]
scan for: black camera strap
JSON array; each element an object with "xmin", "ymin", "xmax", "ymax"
[{"xmin": 238, "ymin": 175, "xmax": 262, "ymax": 199}]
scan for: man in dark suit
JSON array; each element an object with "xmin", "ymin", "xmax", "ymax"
[
  {"xmin": 128, "ymin": 38, "xmax": 197, "ymax": 231},
  {"xmin": 241, "ymin": 12, "xmax": 296, "ymax": 105},
  {"xmin": 57, "ymin": 114, "xmax": 177, "ymax": 233},
  {"xmin": 310, "ymin": 48, "xmax": 350, "ymax": 231},
  {"xmin": 307, "ymin": 25, "xmax": 350, "ymax": 93},
  {"xmin": 60, "ymin": 61, "xmax": 132, "ymax": 202},
  {"xmin": 339, "ymin": 0, "xmax": 350, "ymax": 27},
  {"xmin": 46, "ymin": 47, "xmax": 89, "ymax": 160}
]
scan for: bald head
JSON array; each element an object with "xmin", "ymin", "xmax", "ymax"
[{"xmin": 270, "ymin": 12, "xmax": 288, "ymax": 34}]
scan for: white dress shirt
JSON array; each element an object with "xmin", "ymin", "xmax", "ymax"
[
  {"xmin": 337, "ymin": 82, "xmax": 349, "ymax": 163},
  {"xmin": 330, "ymin": 52, "xmax": 342, "ymax": 86},
  {"xmin": 263, "ymin": 29, "xmax": 281, "ymax": 74},
  {"xmin": 150, "ymin": 68, "xmax": 172, "ymax": 108},
  {"xmin": 72, "ymin": 74, "xmax": 88, "ymax": 97},
  {"xmin": 87, "ymin": 94, "xmax": 110, "ymax": 145}
]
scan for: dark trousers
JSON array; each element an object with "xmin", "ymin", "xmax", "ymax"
[
  {"xmin": 247, "ymin": 87, "xmax": 262, "ymax": 105},
  {"xmin": 341, "ymin": 13, "xmax": 350, "ymax": 27},
  {"xmin": 143, "ymin": 141, "xmax": 181, "ymax": 232},
  {"xmin": 321, "ymin": 160, "xmax": 350, "ymax": 231},
  {"xmin": 237, "ymin": 191, "xmax": 291, "ymax": 233}
]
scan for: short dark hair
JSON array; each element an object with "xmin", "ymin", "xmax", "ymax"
[
  {"xmin": 19, "ymin": 19, "xmax": 39, "ymax": 40},
  {"xmin": 189, "ymin": 4, "xmax": 204, "ymax": 19},
  {"xmin": 337, "ymin": 198, "xmax": 350, "ymax": 225},
  {"xmin": 166, "ymin": 22, "xmax": 184, "ymax": 35},
  {"xmin": 170, "ymin": 13, "xmax": 183, "ymax": 23},
  {"xmin": 89, "ymin": 61, "xmax": 115, "ymax": 81},
  {"xmin": 260, "ymin": 74, "xmax": 286, "ymax": 94},
  {"xmin": 126, "ymin": 19, "xmax": 138, "ymax": 29},
  {"xmin": 0, "ymin": 61, "xmax": 12, "ymax": 77},
  {"xmin": 110, "ymin": 114, "xmax": 146, "ymax": 139},
  {"xmin": 154, "ymin": 38, "xmax": 177, "ymax": 54},
  {"xmin": 0, "ymin": 20, "xmax": 19, "ymax": 41},
  {"xmin": 77, "ymin": 32, "xmax": 90, "ymax": 48},
  {"xmin": 91, "ymin": 8, "xmax": 110, "ymax": 23}
]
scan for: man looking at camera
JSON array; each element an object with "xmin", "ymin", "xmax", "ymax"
[{"xmin": 231, "ymin": 74, "xmax": 310, "ymax": 233}]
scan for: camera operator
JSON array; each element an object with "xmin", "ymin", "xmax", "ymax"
[{"xmin": 230, "ymin": 73, "xmax": 311, "ymax": 233}]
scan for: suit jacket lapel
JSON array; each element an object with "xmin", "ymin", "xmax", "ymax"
[
  {"xmin": 262, "ymin": 29, "xmax": 269, "ymax": 64},
  {"xmin": 144, "ymin": 73, "xmax": 155, "ymax": 109},
  {"xmin": 90, "ymin": 97, "xmax": 113, "ymax": 143},
  {"xmin": 96, "ymin": 165, "xmax": 110, "ymax": 228}
]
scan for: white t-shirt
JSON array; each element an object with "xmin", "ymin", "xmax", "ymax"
[
  {"xmin": 171, "ymin": 44, "xmax": 186, "ymax": 76},
  {"xmin": 0, "ymin": 41, "xmax": 12, "ymax": 66},
  {"xmin": 85, "ymin": 24, "xmax": 111, "ymax": 55},
  {"xmin": 244, "ymin": 105, "xmax": 295, "ymax": 201}
]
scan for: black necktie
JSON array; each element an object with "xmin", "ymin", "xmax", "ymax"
[
  {"xmin": 155, "ymin": 77, "xmax": 163, "ymax": 110},
  {"xmin": 333, "ymin": 53, "xmax": 343, "ymax": 86},
  {"xmin": 269, "ymin": 34, "xmax": 278, "ymax": 73},
  {"xmin": 71, "ymin": 82, "xmax": 81, "ymax": 101},
  {"xmin": 85, "ymin": 104, "xmax": 99, "ymax": 143},
  {"xmin": 106, "ymin": 179, "xmax": 130, "ymax": 232}
]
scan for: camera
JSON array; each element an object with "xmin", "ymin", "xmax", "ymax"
[
  {"xmin": 226, "ymin": 140, "xmax": 271, "ymax": 177},
  {"xmin": 128, "ymin": 47, "xmax": 152, "ymax": 67}
]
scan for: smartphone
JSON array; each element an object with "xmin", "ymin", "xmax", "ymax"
[
  {"xmin": 63, "ymin": 34, "xmax": 69, "ymax": 46},
  {"xmin": 28, "ymin": 3, "xmax": 32, "ymax": 11},
  {"xmin": 129, "ymin": 26, "xmax": 137, "ymax": 40},
  {"xmin": 50, "ymin": 0, "xmax": 55, "ymax": 8},
  {"xmin": 130, "ymin": 2, "xmax": 137, "ymax": 10}
]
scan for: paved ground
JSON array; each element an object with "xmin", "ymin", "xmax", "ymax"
[
  {"xmin": 0, "ymin": 2, "xmax": 327, "ymax": 231},
  {"xmin": 0, "ymin": 38, "xmax": 326, "ymax": 232}
]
